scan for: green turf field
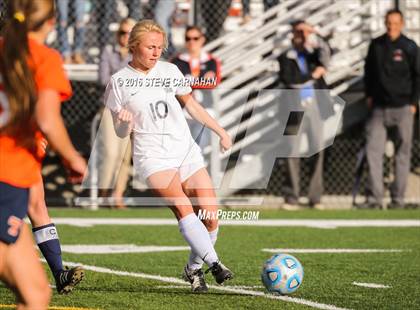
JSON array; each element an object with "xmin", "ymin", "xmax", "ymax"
[{"xmin": 1, "ymin": 208, "xmax": 419, "ymax": 309}]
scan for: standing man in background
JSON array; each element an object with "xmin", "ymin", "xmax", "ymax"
[{"xmin": 364, "ymin": 9, "xmax": 420, "ymax": 209}]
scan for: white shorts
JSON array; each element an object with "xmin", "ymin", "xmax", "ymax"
[{"xmin": 134, "ymin": 144, "xmax": 206, "ymax": 183}]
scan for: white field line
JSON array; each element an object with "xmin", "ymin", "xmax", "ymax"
[
  {"xmin": 262, "ymin": 248, "xmax": 408, "ymax": 254},
  {"xmin": 45, "ymin": 218, "xmax": 420, "ymax": 228},
  {"xmin": 155, "ymin": 285, "xmax": 189, "ymax": 289},
  {"xmin": 156, "ymin": 285, "xmax": 265, "ymax": 289},
  {"xmin": 352, "ymin": 282, "xmax": 391, "ymax": 289},
  {"xmin": 223, "ymin": 285, "xmax": 265, "ymax": 289},
  {"xmin": 57, "ymin": 260, "xmax": 351, "ymax": 310},
  {"xmin": 60, "ymin": 244, "xmax": 190, "ymax": 254},
  {"xmin": 58, "ymin": 245, "xmax": 408, "ymax": 255}
]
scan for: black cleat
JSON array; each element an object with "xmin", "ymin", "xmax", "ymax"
[
  {"xmin": 205, "ymin": 262, "xmax": 233, "ymax": 285},
  {"xmin": 182, "ymin": 265, "xmax": 208, "ymax": 293},
  {"xmin": 56, "ymin": 266, "xmax": 85, "ymax": 294}
]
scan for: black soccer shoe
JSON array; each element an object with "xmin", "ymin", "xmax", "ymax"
[
  {"xmin": 205, "ymin": 261, "xmax": 233, "ymax": 285},
  {"xmin": 56, "ymin": 266, "xmax": 85, "ymax": 294}
]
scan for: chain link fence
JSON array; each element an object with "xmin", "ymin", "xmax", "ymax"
[{"xmin": 0, "ymin": 0, "xmax": 419, "ymax": 207}]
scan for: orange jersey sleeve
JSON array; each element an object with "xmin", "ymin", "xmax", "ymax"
[{"xmin": 29, "ymin": 39, "xmax": 72, "ymax": 101}]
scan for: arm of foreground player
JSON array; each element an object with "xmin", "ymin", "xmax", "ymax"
[
  {"xmin": 35, "ymin": 89, "xmax": 86, "ymax": 182},
  {"xmin": 177, "ymin": 93, "xmax": 232, "ymax": 152}
]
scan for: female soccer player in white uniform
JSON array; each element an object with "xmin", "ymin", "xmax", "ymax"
[{"xmin": 104, "ymin": 20, "xmax": 233, "ymax": 292}]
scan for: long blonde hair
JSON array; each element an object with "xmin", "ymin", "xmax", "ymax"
[
  {"xmin": 128, "ymin": 19, "xmax": 168, "ymax": 53},
  {"xmin": 0, "ymin": 0, "xmax": 55, "ymax": 150}
]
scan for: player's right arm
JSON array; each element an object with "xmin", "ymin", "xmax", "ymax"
[
  {"xmin": 104, "ymin": 76, "xmax": 134, "ymax": 138},
  {"xmin": 110, "ymin": 108, "xmax": 133, "ymax": 138}
]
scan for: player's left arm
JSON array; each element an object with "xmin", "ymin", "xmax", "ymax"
[{"xmin": 177, "ymin": 93, "xmax": 232, "ymax": 152}]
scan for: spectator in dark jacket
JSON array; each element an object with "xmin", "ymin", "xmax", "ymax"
[
  {"xmin": 363, "ymin": 9, "xmax": 420, "ymax": 209},
  {"xmin": 278, "ymin": 20, "xmax": 331, "ymax": 210}
]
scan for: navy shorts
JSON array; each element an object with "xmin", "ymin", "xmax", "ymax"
[{"xmin": 0, "ymin": 182, "xmax": 29, "ymax": 245}]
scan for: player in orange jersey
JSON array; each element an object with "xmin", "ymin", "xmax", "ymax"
[{"xmin": 0, "ymin": 0, "xmax": 86, "ymax": 308}]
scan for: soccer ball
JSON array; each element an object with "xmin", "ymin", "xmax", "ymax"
[{"xmin": 261, "ymin": 253, "xmax": 304, "ymax": 295}]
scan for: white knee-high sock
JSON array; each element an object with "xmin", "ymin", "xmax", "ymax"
[
  {"xmin": 179, "ymin": 213, "xmax": 219, "ymax": 267},
  {"xmin": 188, "ymin": 227, "xmax": 219, "ymax": 270}
]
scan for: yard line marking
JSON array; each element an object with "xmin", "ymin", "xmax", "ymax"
[
  {"xmin": 226, "ymin": 285, "xmax": 265, "ymax": 289},
  {"xmin": 58, "ymin": 260, "xmax": 350, "ymax": 310},
  {"xmin": 352, "ymin": 282, "xmax": 391, "ymax": 289},
  {"xmin": 262, "ymin": 248, "xmax": 408, "ymax": 254},
  {"xmin": 47, "ymin": 218, "xmax": 420, "ymax": 229},
  {"xmin": 61, "ymin": 244, "xmax": 190, "ymax": 254},
  {"xmin": 156, "ymin": 285, "xmax": 265, "ymax": 289},
  {"xmin": 156, "ymin": 285, "xmax": 189, "ymax": 289}
]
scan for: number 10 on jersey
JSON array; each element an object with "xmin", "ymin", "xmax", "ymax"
[{"xmin": 149, "ymin": 100, "xmax": 169, "ymax": 121}]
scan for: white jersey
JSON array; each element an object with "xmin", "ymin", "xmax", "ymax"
[{"xmin": 105, "ymin": 61, "xmax": 200, "ymax": 161}]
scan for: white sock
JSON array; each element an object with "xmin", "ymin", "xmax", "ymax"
[
  {"xmin": 188, "ymin": 227, "xmax": 219, "ymax": 270},
  {"xmin": 178, "ymin": 213, "xmax": 218, "ymax": 268}
]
